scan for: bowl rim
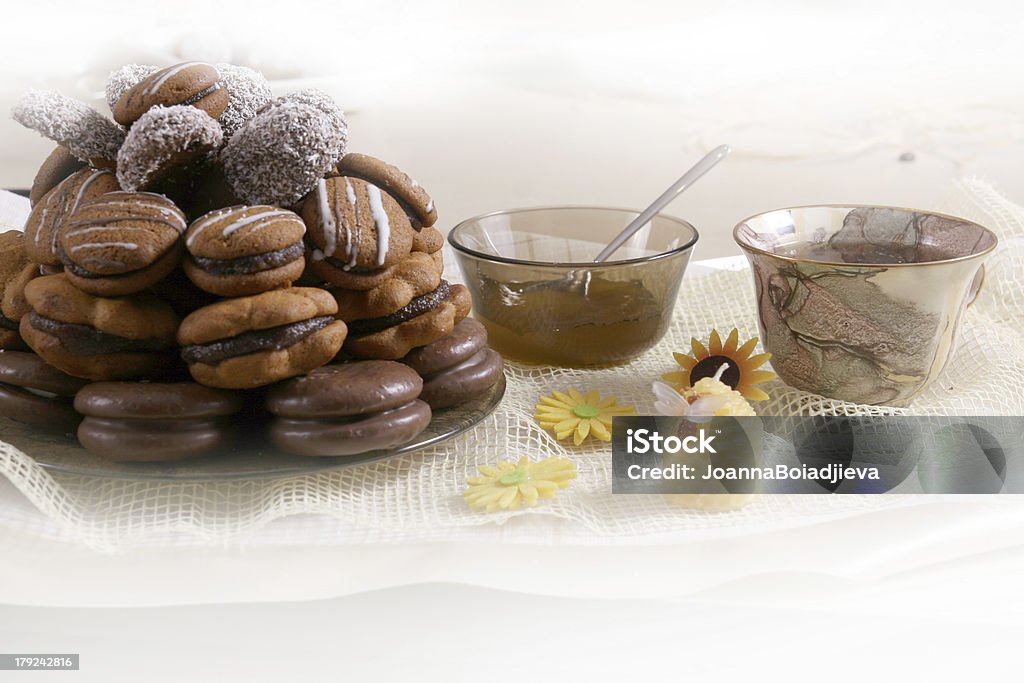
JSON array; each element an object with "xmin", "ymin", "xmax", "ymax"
[
  {"xmin": 447, "ymin": 205, "xmax": 700, "ymax": 268},
  {"xmin": 732, "ymin": 203, "xmax": 999, "ymax": 267}
]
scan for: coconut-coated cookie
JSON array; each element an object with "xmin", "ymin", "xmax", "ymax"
[
  {"xmin": 184, "ymin": 205, "xmax": 306, "ymax": 296},
  {"xmin": 116, "ymin": 105, "xmax": 224, "ymax": 192},
  {"xmin": 75, "ymin": 381, "xmax": 243, "ymax": 462},
  {"xmin": 302, "ymin": 176, "xmax": 415, "ymax": 283},
  {"xmin": 29, "ymin": 146, "xmax": 87, "ymax": 207},
  {"xmin": 0, "ymin": 350, "xmax": 89, "ymax": 434},
  {"xmin": 331, "ymin": 252, "xmax": 441, "ymax": 322},
  {"xmin": 12, "ymin": 90, "xmax": 125, "ymax": 166},
  {"xmin": 344, "ymin": 281, "xmax": 472, "ymax": 359},
  {"xmin": 0, "ymin": 232, "xmax": 32, "ymax": 349},
  {"xmin": 23, "ymin": 168, "xmax": 121, "ymax": 266},
  {"xmin": 337, "ymin": 153, "xmax": 437, "ymax": 229},
  {"xmin": 214, "ymin": 63, "xmax": 272, "ymax": 138},
  {"xmin": 177, "ymin": 287, "xmax": 347, "ymax": 389},
  {"xmin": 264, "ymin": 361, "xmax": 430, "ymax": 456},
  {"xmin": 113, "ymin": 62, "xmax": 228, "ymax": 126},
  {"xmin": 105, "ymin": 64, "xmax": 159, "ymax": 111},
  {"xmin": 59, "ymin": 191, "xmax": 187, "ymax": 297},
  {"xmin": 221, "ymin": 91, "xmax": 348, "ymax": 207},
  {"xmin": 20, "ymin": 274, "xmax": 180, "ymax": 380}
]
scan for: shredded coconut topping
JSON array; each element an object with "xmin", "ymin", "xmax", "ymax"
[
  {"xmin": 116, "ymin": 105, "xmax": 224, "ymax": 191},
  {"xmin": 11, "ymin": 89, "xmax": 125, "ymax": 162},
  {"xmin": 221, "ymin": 95, "xmax": 348, "ymax": 206},
  {"xmin": 215, "ymin": 63, "xmax": 273, "ymax": 138}
]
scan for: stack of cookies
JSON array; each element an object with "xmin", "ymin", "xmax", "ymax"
[{"xmin": 1, "ymin": 60, "xmax": 504, "ymax": 462}]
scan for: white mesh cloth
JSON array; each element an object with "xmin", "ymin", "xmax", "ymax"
[{"xmin": 0, "ymin": 179, "xmax": 1021, "ymax": 550}]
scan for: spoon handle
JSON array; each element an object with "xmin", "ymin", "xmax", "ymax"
[{"xmin": 592, "ymin": 144, "xmax": 731, "ymax": 263}]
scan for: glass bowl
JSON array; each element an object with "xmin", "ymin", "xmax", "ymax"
[{"xmin": 447, "ymin": 206, "xmax": 699, "ymax": 366}]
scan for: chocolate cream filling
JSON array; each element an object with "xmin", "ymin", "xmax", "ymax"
[
  {"xmin": 29, "ymin": 313, "xmax": 174, "ymax": 355},
  {"xmin": 181, "ymin": 316, "xmax": 335, "ymax": 365},
  {"xmin": 0, "ymin": 315, "xmax": 19, "ymax": 332},
  {"xmin": 348, "ymin": 281, "xmax": 450, "ymax": 337},
  {"xmin": 191, "ymin": 242, "xmax": 305, "ymax": 276}
]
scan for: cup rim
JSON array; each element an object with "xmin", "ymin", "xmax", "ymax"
[
  {"xmin": 447, "ymin": 205, "xmax": 700, "ymax": 268},
  {"xmin": 732, "ymin": 203, "xmax": 999, "ymax": 267}
]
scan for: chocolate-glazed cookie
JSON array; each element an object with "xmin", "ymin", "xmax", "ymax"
[
  {"xmin": 184, "ymin": 205, "xmax": 306, "ymax": 296},
  {"xmin": 264, "ymin": 361, "xmax": 431, "ymax": 456},
  {"xmin": 0, "ymin": 350, "xmax": 89, "ymax": 434},
  {"xmin": 23, "ymin": 168, "xmax": 121, "ymax": 266},
  {"xmin": 337, "ymin": 153, "xmax": 437, "ymax": 229},
  {"xmin": 59, "ymin": 191, "xmax": 187, "ymax": 296},
  {"xmin": 402, "ymin": 318, "xmax": 504, "ymax": 409},
  {"xmin": 343, "ymin": 281, "xmax": 473, "ymax": 359},
  {"xmin": 113, "ymin": 62, "xmax": 228, "ymax": 126},
  {"xmin": 75, "ymin": 381, "xmax": 243, "ymax": 461},
  {"xmin": 302, "ymin": 176, "xmax": 415, "ymax": 283},
  {"xmin": 20, "ymin": 274, "xmax": 180, "ymax": 380},
  {"xmin": 177, "ymin": 287, "xmax": 347, "ymax": 389}
]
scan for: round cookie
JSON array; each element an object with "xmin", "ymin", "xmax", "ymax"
[
  {"xmin": 264, "ymin": 361, "xmax": 431, "ymax": 456},
  {"xmin": 113, "ymin": 62, "xmax": 228, "ymax": 126},
  {"xmin": 116, "ymin": 105, "xmax": 224, "ymax": 192},
  {"xmin": 337, "ymin": 153, "xmax": 437, "ymax": 229},
  {"xmin": 0, "ymin": 232, "xmax": 31, "ymax": 348},
  {"xmin": 221, "ymin": 91, "xmax": 348, "ymax": 207},
  {"xmin": 1, "ymin": 263, "xmax": 41, "ymax": 344},
  {"xmin": 29, "ymin": 146, "xmax": 86, "ymax": 207},
  {"xmin": 20, "ymin": 273, "xmax": 180, "ymax": 380},
  {"xmin": 403, "ymin": 318, "xmax": 504, "ymax": 409},
  {"xmin": 23, "ymin": 168, "xmax": 121, "ymax": 266},
  {"xmin": 331, "ymin": 252, "xmax": 441, "ymax": 322},
  {"xmin": 105, "ymin": 64, "xmax": 159, "ymax": 112},
  {"xmin": 214, "ymin": 63, "xmax": 273, "ymax": 138},
  {"xmin": 0, "ymin": 350, "xmax": 89, "ymax": 434},
  {"xmin": 302, "ymin": 176, "xmax": 415, "ymax": 283},
  {"xmin": 75, "ymin": 381, "xmax": 243, "ymax": 462},
  {"xmin": 343, "ymin": 280, "xmax": 473, "ymax": 359},
  {"xmin": 59, "ymin": 191, "xmax": 187, "ymax": 297},
  {"xmin": 184, "ymin": 205, "xmax": 306, "ymax": 296},
  {"xmin": 177, "ymin": 287, "xmax": 347, "ymax": 389}
]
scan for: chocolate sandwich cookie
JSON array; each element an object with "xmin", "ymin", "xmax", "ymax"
[
  {"xmin": 29, "ymin": 146, "xmax": 86, "ymax": 207},
  {"xmin": 59, "ymin": 191, "xmax": 187, "ymax": 296},
  {"xmin": 264, "ymin": 361, "xmax": 431, "ymax": 456},
  {"xmin": 302, "ymin": 176, "xmax": 415, "ymax": 284},
  {"xmin": 113, "ymin": 62, "xmax": 228, "ymax": 126},
  {"xmin": 184, "ymin": 205, "xmax": 307, "ymax": 296},
  {"xmin": 177, "ymin": 287, "xmax": 347, "ymax": 389},
  {"xmin": 0, "ymin": 232, "xmax": 31, "ymax": 349},
  {"xmin": 331, "ymin": 252, "xmax": 441, "ymax": 322},
  {"xmin": 0, "ymin": 350, "xmax": 89, "ymax": 434},
  {"xmin": 402, "ymin": 318, "xmax": 504, "ymax": 409},
  {"xmin": 1, "ymin": 262, "xmax": 41, "ymax": 348},
  {"xmin": 20, "ymin": 274, "xmax": 180, "ymax": 380},
  {"xmin": 337, "ymin": 153, "xmax": 437, "ymax": 229},
  {"xmin": 412, "ymin": 225, "xmax": 445, "ymax": 274},
  {"xmin": 23, "ymin": 167, "xmax": 121, "ymax": 266},
  {"xmin": 343, "ymin": 280, "xmax": 473, "ymax": 359},
  {"xmin": 75, "ymin": 381, "xmax": 242, "ymax": 461}
]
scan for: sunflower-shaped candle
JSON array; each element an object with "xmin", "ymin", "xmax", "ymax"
[
  {"xmin": 534, "ymin": 389, "xmax": 637, "ymax": 445},
  {"xmin": 663, "ymin": 328, "xmax": 776, "ymax": 401},
  {"xmin": 463, "ymin": 457, "xmax": 577, "ymax": 512}
]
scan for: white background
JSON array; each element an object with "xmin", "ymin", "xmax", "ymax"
[{"xmin": 1, "ymin": 1, "xmax": 1023, "ymax": 680}]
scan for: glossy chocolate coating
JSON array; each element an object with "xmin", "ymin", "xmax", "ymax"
[
  {"xmin": 74, "ymin": 381, "xmax": 242, "ymax": 419},
  {"xmin": 268, "ymin": 399, "xmax": 431, "ymax": 456},
  {"xmin": 264, "ymin": 361, "xmax": 422, "ymax": 418},
  {"xmin": 402, "ymin": 317, "xmax": 488, "ymax": 377}
]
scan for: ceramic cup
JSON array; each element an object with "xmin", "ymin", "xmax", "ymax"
[{"xmin": 733, "ymin": 205, "xmax": 997, "ymax": 407}]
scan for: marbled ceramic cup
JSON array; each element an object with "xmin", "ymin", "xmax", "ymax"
[{"xmin": 734, "ymin": 205, "xmax": 997, "ymax": 407}]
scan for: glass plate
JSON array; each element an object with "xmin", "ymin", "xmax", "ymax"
[{"xmin": 0, "ymin": 375, "xmax": 505, "ymax": 481}]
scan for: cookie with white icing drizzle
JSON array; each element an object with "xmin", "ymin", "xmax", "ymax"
[
  {"xmin": 184, "ymin": 205, "xmax": 307, "ymax": 296},
  {"xmin": 23, "ymin": 168, "xmax": 121, "ymax": 266},
  {"xmin": 113, "ymin": 62, "xmax": 228, "ymax": 126},
  {"xmin": 59, "ymin": 191, "xmax": 187, "ymax": 296},
  {"xmin": 301, "ymin": 176, "xmax": 415, "ymax": 285},
  {"xmin": 337, "ymin": 153, "xmax": 437, "ymax": 229}
]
